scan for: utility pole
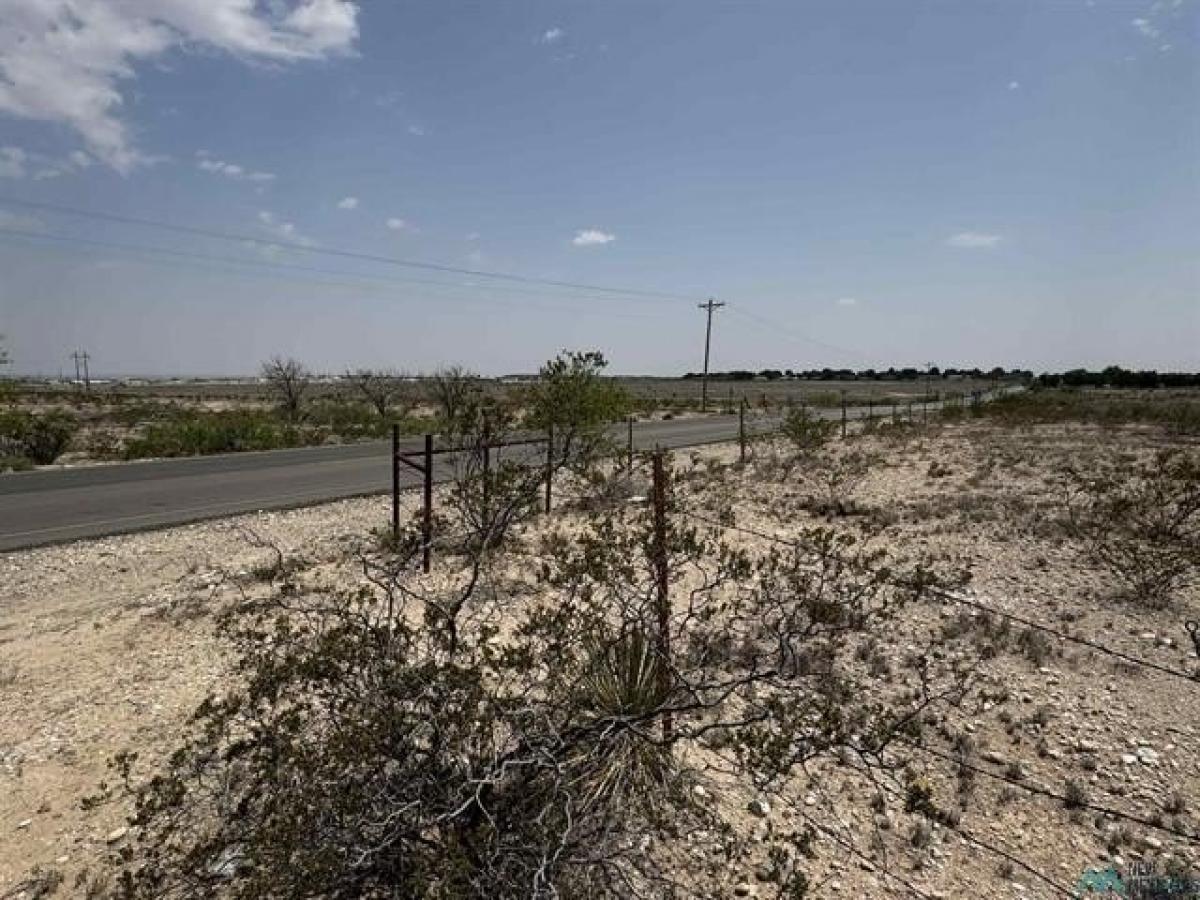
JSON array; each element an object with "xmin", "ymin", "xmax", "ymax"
[
  {"xmin": 697, "ymin": 298, "xmax": 725, "ymax": 412},
  {"xmin": 71, "ymin": 350, "xmax": 91, "ymax": 392}
]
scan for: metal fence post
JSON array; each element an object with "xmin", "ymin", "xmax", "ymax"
[
  {"xmin": 391, "ymin": 423, "xmax": 400, "ymax": 541},
  {"xmin": 738, "ymin": 398, "xmax": 746, "ymax": 463},
  {"xmin": 651, "ymin": 451, "xmax": 673, "ymax": 744},
  {"xmin": 545, "ymin": 424, "xmax": 553, "ymax": 514},
  {"xmin": 422, "ymin": 434, "xmax": 432, "ymax": 574}
]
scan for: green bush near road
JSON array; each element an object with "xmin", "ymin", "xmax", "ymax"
[
  {"xmin": 0, "ymin": 410, "xmax": 79, "ymax": 465},
  {"xmin": 123, "ymin": 410, "xmax": 314, "ymax": 459}
]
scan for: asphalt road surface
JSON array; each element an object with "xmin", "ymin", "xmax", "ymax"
[{"xmin": 0, "ymin": 393, "xmax": 1006, "ymax": 551}]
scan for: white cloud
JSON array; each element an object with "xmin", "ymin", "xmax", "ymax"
[
  {"xmin": 1131, "ymin": 17, "xmax": 1161, "ymax": 38},
  {"xmin": 835, "ymin": 297, "xmax": 858, "ymax": 307},
  {"xmin": 196, "ymin": 151, "xmax": 275, "ymax": 183},
  {"xmin": 337, "ymin": 196, "xmax": 359, "ymax": 210},
  {"xmin": 0, "ymin": 1, "xmax": 360, "ymax": 173},
  {"xmin": 386, "ymin": 217, "xmax": 408, "ymax": 231},
  {"xmin": 257, "ymin": 209, "xmax": 316, "ymax": 247},
  {"xmin": 1007, "ymin": 80, "xmax": 1020, "ymax": 90},
  {"xmin": 465, "ymin": 231, "xmax": 480, "ymax": 241},
  {"xmin": 572, "ymin": 229, "xmax": 615, "ymax": 247},
  {"xmin": 1, "ymin": 143, "xmax": 93, "ymax": 179},
  {"xmin": 946, "ymin": 231, "xmax": 1003, "ymax": 249},
  {"xmin": 540, "ymin": 27, "xmax": 565, "ymax": 44},
  {"xmin": 407, "ymin": 124, "xmax": 426, "ymax": 137},
  {"xmin": 0, "ymin": 146, "xmax": 26, "ymax": 178}
]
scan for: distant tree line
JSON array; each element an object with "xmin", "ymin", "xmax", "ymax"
[
  {"xmin": 682, "ymin": 366, "xmax": 1032, "ymax": 382},
  {"xmin": 1035, "ymin": 367, "xmax": 1200, "ymax": 389}
]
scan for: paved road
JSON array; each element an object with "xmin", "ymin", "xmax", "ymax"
[{"xmin": 0, "ymin": 393, "xmax": 1007, "ymax": 551}]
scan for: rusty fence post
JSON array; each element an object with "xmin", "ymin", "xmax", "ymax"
[
  {"xmin": 422, "ymin": 434, "xmax": 432, "ymax": 574},
  {"xmin": 391, "ymin": 423, "xmax": 400, "ymax": 541},
  {"xmin": 738, "ymin": 397, "xmax": 746, "ymax": 463},
  {"xmin": 650, "ymin": 451, "xmax": 673, "ymax": 744},
  {"xmin": 545, "ymin": 424, "xmax": 554, "ymax": 514}
]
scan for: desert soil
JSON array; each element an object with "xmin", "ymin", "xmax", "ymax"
[{"xmin": 1, "ymin": 420, "xmax": 1197, "ymax": 898}]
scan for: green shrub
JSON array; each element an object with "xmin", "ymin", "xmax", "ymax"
[
  {"xmin": 124, "ymin": 410, "xmax": 313, "ymax": 459},
  {"xmin": 0, "ymin": 410, "xmax": 79, "ymax": 464},
  {"xmin": 780, "ymin": 407, "xmax": 836, "ymax": 456},
  {"xmin": 0, "ymin": 454, "xmax": 34, "ymax": 472}
]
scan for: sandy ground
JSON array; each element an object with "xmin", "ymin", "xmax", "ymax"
[{"xmin": 1, "ymin": 421, "xmax": 1197, "ymax": 897}]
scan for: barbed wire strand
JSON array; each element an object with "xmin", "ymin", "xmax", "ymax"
[{"xmin": 676, "ymin": 505, "xmax": 1199, "ymax": 686}]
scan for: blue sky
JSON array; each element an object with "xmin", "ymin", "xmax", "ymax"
[{"xmin": 0, "ymin": 0, "xmax": 1196, "ymax": 376}]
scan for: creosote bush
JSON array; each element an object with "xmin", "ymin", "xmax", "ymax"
[
  {"xmin": 98, "ymin": 456, "xmax": 976, "ymax": 899},
  {"xmin": 1065, "ymin": 448, "xmax": 1200, "ymax": 607},
  {"xmin": 0, "ymin": 408, "xmax": 79, "ymax": 464}
]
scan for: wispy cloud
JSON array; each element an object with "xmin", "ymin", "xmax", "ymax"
[
  {"xmin": 197, "ymin": 151, "xmax": 275, "ymax": 183},
  {"xmin": 1131, "ymin": 17, "xmax": 1161, "ymax": 38},
  {"xmin": 835, "ymin": 297, "xmax": 858, "ymax": 307},
  {"xmin": 337, "ymin": 196, "xmax": 359, "ymax": 210},
  {"xmin": 257, "ymin": 210, "xmax": 316, "ymax": 247},
  {"xmin": 1, "ymin": 144, "xmax": 94, "ymax": 180},
  {"xmin": 386, "ymin": 217, "xmax": 409, "ymax": 231},
  {"xmin": 539, "ymin": 27, "xmax": 565, "ymax": 44},
  {"xmin": 946, "ymin": 231, "xmax": 1002, "ymax": 249},
  {"xmin": 407, "ymin": 124, "xmax": 427, "ymax": 137},
  {"xmin": 572, "ymin": 229, "xmax": 615, "ymax": 247},
  {"xmin": 1007, "ymin": 80, "xmax": 1020, "ymax": 91},
  {"xmin": 0, "ymin": 1, "xmax": 360, "ymax": 172}
]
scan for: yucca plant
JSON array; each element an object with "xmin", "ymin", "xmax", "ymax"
[{"xmin": 567, "ymin": 629, "xmax": 674, "ymax": 811}]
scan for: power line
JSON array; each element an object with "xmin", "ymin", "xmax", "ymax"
[
  {"xmin": 0, "ymin": 226, "xmax": 664, "ymax": 305},
  {"xmin": 0, "ymin": 228, "xmax": 671, "ymax": 321},
  {"xmin": 727, "ymin": 305, "xmax": 880, "ymax": 365},
  {"xmin": 0, "ymin": 195, "xmax": 700, "ymax": 303}
]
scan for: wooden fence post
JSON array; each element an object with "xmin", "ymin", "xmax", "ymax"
[
  {"xmin": 841, "ymin": 396, "xmax": 847, "ymax": 438},
  {"xmin": 651, "ymin": 452, "xmax": 673, "ymax": 744},
  {"xmin": 627, "ymin": 416, "xmax": 634, "ymax": 470}
]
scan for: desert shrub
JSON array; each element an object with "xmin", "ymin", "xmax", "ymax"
[
  {"xmin": 780, "ymin": 407, "xmax": 836, "ymax": 457},
  {"xmin": 123, "ymin": 410, "xmax": 312, "ymax": 458},
  {"xmin": 802, "ymin": 448, "xmax": 878, "ymax": 516},
  {"xmin": 1064, "ymin": 449, "xmax": 1200, "ymax": 607},
  {"xmin": 343, "ymin": 367, "xmax": 418, "ymax": 419},
  {"xmin": 261, "ymin": 355, "xmax": 312, "ymax": 423},
  {"xmin": 982, "ymin": 388, "xmax": 1200, "ymax": 434},
  {"xmin": 0, "ymin": 453, "xmax": 33, "ymax": 472},
  {"xmin": 524, "ymin": 350, "xmax": 633, "ymax": 466},
  {"xmin": 0, "ymin": 409, "xmax": 79, "ymax": 464},
  {"xmin": 101, "ymin": 469, "xmax": 970, "ymax": 898}
]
